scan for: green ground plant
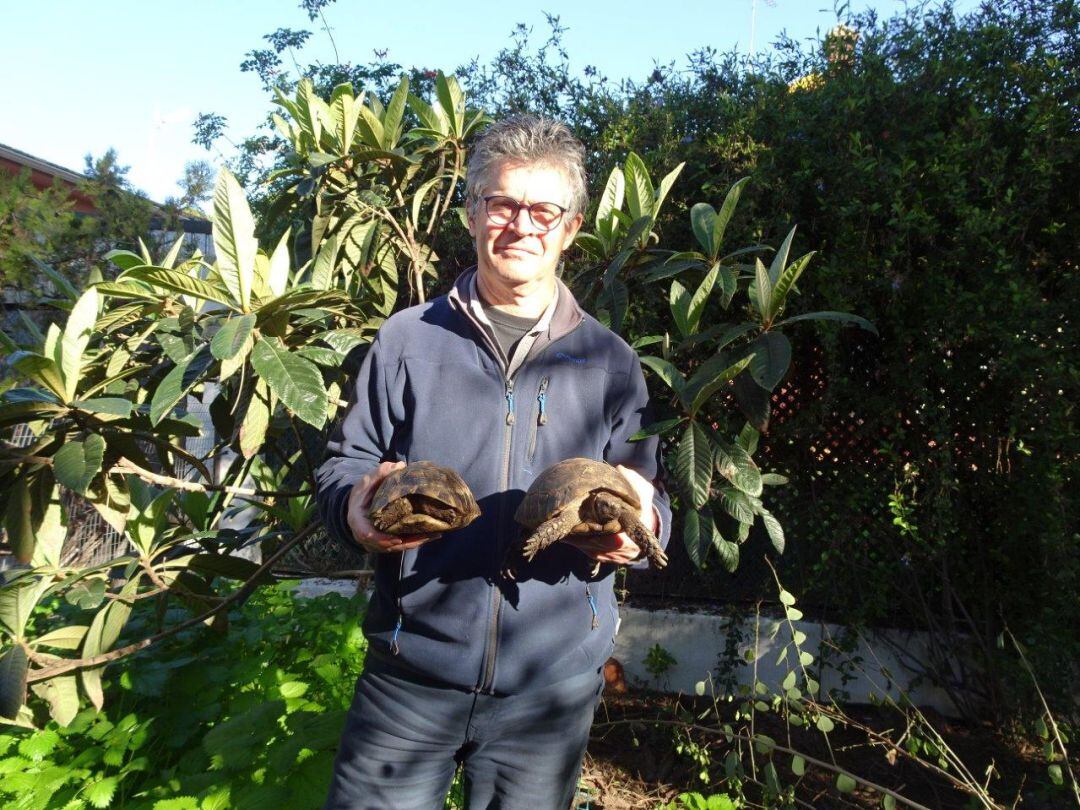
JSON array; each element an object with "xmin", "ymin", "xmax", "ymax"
[{"xmin": 0, "ymin": 582, "xmax": 367, "ymax": 809}]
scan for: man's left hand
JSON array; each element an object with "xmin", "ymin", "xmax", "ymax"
[{"xmin": 564, "ymin": 465, "xmax": 657, "ymax": 565}]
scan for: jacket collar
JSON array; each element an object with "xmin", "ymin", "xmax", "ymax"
[{"xmin": 447, "ymin": 267, "xmax": 585, "ymax": 374}]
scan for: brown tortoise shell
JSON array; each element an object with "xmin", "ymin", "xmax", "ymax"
[
  {"xmin": 369, "ymin": 461, "xmax": 479, "ymax": 528},
  {"xmin": 514, "ymin": 457, "xmax": 640, "ymax": 530}
]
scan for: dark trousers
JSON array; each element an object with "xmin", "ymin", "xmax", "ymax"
[{"xmin": 322, "ymin": 662, "xmax": 604, "ymax": 810}]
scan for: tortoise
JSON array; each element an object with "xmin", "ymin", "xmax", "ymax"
[
  {"xmin": 368, "ymin": 461, "xmax": 480, "ymax": 535},
  {"xmin": 511, "ymin": 457, "xmax": 668, "ymax": 571}
]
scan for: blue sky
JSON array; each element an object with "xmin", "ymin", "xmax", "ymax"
[{"xmin": 1, "ymin": 0, "xmax": 977, "ymax": 205}]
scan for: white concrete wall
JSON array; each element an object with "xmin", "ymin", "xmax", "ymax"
[{"xmin": 613, "ymin": 605, "xmax": 963, "ymax": 715}]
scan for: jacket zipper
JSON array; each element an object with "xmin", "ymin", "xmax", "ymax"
[
  {"xmin": 480, "ymin": 378, "xmax": 515, "ymax": 692},
  {"xmin": 526, "ymin": 376, "xmax": 549, "ymax": 463},
  {"xmin": 477, "ymin": 330, "xmax": 582, "ymax": 694}
]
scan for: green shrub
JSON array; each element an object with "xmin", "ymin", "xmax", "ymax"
[{"xmin": 1, "ymin": 582, "xmax": 366, "ymax": 809}]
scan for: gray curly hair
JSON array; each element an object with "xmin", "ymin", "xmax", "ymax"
[{"xmin": 465, "ymin": 113, "xmax": 588, "ymax": 219}]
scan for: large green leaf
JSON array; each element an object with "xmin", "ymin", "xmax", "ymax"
[
  {"xmin": 81, "ymin": 591, "xmax": 132, "ymax": 672},
  {"xmin": 686, "ymin": 263, "xmax": 721, "ymax": 336},
  {"xmin": 265, "ymin": 228, "xmax": 292, "ymax": 300},
  {"xmin": 682, "ymin": 507, "xmax": 713, "ymax": 569},
  {"xmin": 407, "ymin": 92, "xmax": 447, "ymax": 134},
  {"xmin": 10, "ymin": 351, "xmax": 67, "ymax": 402},
  {"xmin": 715, "ymin": 441, "xmax": 763, "ymax": 497},
  {"xmin": 251, "ymin": 338, "xmax": 327, "ymax": 428},
  {"xmin": 381, "ymin": 76, "xmax": 409, "ymax": 148},
  {"xmin": 53, "ymin": 434, "xmax": 105, "ymax": 496},
  {"xmin": 759, "ymin": 508, "xmax": 786, "ymax": 554},
  {"xmin": 30, "ymin": 496, "xmax": 64, "ymax": 570},
  {"xmin": 121, "ymin": 266, "xmax": 232, "ymax": 305},
  {"xmin": 434, "ymin": 72, "xmax": 464, "ymax": 134},
  {"xmin": 30, "ymin": 675, "xmax": 80, "ymax": 727},
  {"xmin": 713, "ymin": 528, "xmax": 740, "ymax": 573},
  {"xmin": 623, "ymin": 152, "xmax": 655, "ymax": 222},
  {"xmin": 4, "ymin": 478, "xmax": 35, "ymax": 563},
  {"xmin": 188, "ymin": 553, "xmax": 267, "ymax": 583},
  {"xmin": 718, "ymin": 264, "xmax": 738, "ymax": 307},
  {"xmin": 71, "ymin": 397, "xmax": 134, "ymax": 417},
  {"xmin": 639, "ymin": 356, "xmax": 686, "ymax": 397},
  {"xmin": 653, "ymin": 162, "xmax": 684, "ymax": 218},
  {"xmin": 719, "ymin": 486, "xmax": 755, "ymax": 524},
  {"xmin": 768, "ymin": 251, "xmax": 814, "ymax": 321},
  {"xmin": 330, "ymin": 88, "xmax": 359, "ymax": 152},
  {"xmin": 104, "ymin": 249, "xmax": 145, "ymax": 272},
  {"xmin": 33, "ymin": 625, "xmax": 90, "ymax": 651},
  {"xmin": 0, "ymin": 645, "xmax": 28, "ymax": 720},
  {"xmin": 737, "ymin": 422, "xmax": 760, "ymax": 455},
  {"xmin": 674, "ymin": 421, "xmax": 714, "ymax": 509},
  {"xmin": 160, "ymin": 233, "xmax": 186, "ymax": 269},
  {"xmin": 691, "ymin": 203, "xmax": 718, "ymax": 255},
  {"xmin": 0, "ymin": 575, "xmax": 50, "ymax": 639},
  {"xmin": 85, "ymin": 474, "xmax": 130, "ymax": 535},
  {"xmin": 774, "ymin": 311, "xmax": 878, "ymax": 334},
  {"xmin": 126, "ymin": 486, "xmax": 175, "ymax": 558},
  {"xmin": 686, "ymin": 354, "xmax": 754, "ymax": 416},
  {"xmin": 712, "ymin": 177, "xmax": 750, "ymax": 259},
  {"xmin": 595, "ymin": 166, "xmax": 625, "ymax": 238},
  {"xmin": 213, "ymin": 168, "xmax": 258, "ymax": 310},
  {"xmin": 240, "ymin": 378, "xmax": 271, "ymax": 458},
  {"xmin": 670, "ymin": 280, "xmax": 691, "ymax": 338},
  {"xmin": 768, "ymin": 225, "xmax": 797, "ymax": 285},
  {"xmin": 597, "ymin": 280, "xmax": 629, "ymax": 334},
  {"xmin": 149, "ymin": 347, "xmax": 213, "ymax": 426},
  {"xmin": 211, "ymin": 313, "xmax": 257, "ymax": 361},
  {"xmin": 748, "ymin": 332, "xmax": 792, "ymax": 391},
  {"xmin": 311, "ymin": 233, "xmax": 340, "ymax": 290},
  {"xmin": 753, "ymin": 258, "xmax": 773, "ymax": 322},
  {"xmin": 58, "ymin": 288, "xmax": 98, "ymax": 401},
  {"xmin": 629, "ymin": 417, "xmax": 686, "ymax": 441}
]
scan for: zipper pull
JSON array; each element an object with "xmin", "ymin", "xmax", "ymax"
[
  {"xmin": 585, "ymin": 583, "xmax": 599, "ymax": 630},
  {"xmin": 537, "ymin": 377, "xmax": 549, "ymax": 426},
  {"xmin": 390, "ymin": 614, "xmax": 403, "ymax": 655},
  {"xmin": 505, "ymin": 380, "xmax": 516, "ymax": 425}
]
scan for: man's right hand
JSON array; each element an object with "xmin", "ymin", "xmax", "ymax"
[{"xmin": 346, "ymin": 461, "xmax": 443, "ymax": 553}]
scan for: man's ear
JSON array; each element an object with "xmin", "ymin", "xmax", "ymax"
[
  {"xmin": 465, "ymin": 201, "xmax": 477, "ymax": 237},
  {"xmin": 562, "ymin": 211, "xmax": 584, "ymax": 248}
]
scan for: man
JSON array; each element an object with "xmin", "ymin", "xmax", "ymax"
[{"xmin": 317, "ymin": 113, "xmax": 670, "ymax": 809}]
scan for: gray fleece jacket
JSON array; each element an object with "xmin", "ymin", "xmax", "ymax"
[{"xmin": 316, "ymin": 269, "xmax": 671, "ymax": 696}]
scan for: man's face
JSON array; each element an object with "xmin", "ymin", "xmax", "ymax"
[{"xmin": 467, "ymin": 162, "xmax": 583, "ymax": 289}]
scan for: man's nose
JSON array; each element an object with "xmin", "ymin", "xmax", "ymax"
[{"xmin": 507, "ymin": 205, "xmax": 540, "ymax": 235}]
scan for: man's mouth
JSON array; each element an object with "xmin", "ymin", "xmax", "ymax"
[{"xmin": 498, "ymin": 245, "xmax": 537, "ymax": 256}]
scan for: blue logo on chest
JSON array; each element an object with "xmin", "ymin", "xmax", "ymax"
[{"xmin": 555, "ymin": 351, "xmax": 586, "ymax": 364}]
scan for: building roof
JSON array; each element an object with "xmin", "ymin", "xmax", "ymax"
[
  {"xmin": 0, "ymin": 141, "xmax": 210, "ymax": 229},
  {"xmin": 0, "ymin": 142, "xmax": 86, "ymax": 185}
]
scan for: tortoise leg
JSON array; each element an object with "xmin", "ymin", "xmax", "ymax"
[
  {"xmin": 521, "ymin": 510, "xmax": 582, "ymax": 561},
  {"xmin": 370, "ymin": 497, "xmax": 412, "ymax": 534},
  {"xmin": 592, "ymin": 492, "xmax": 669, "ymax": 570},
  {"xmin": 622, "ymin": 513, "xmax": 669, "ymax": 569}
]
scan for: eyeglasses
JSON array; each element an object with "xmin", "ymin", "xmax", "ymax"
[{"xmin": 482, "ymin": 195, "xmax": 568, "ymax": 232}]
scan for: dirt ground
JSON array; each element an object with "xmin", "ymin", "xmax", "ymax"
[{"xmin": 577, "ymin": 688, "xmax": 1070, "ymax": 810}]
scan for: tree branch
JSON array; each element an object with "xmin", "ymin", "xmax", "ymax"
[
  {"xmin": 25, "ymin": 521, "xmax": 321, "ymax": 683},
  {"xmin": 113, "ymin": 456, "xmax": 311, "ymax": 499}
]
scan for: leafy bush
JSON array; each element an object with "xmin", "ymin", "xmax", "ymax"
[{"xmin": 1, "ymin": 582, "xmax": 366, "ymax": 809}]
